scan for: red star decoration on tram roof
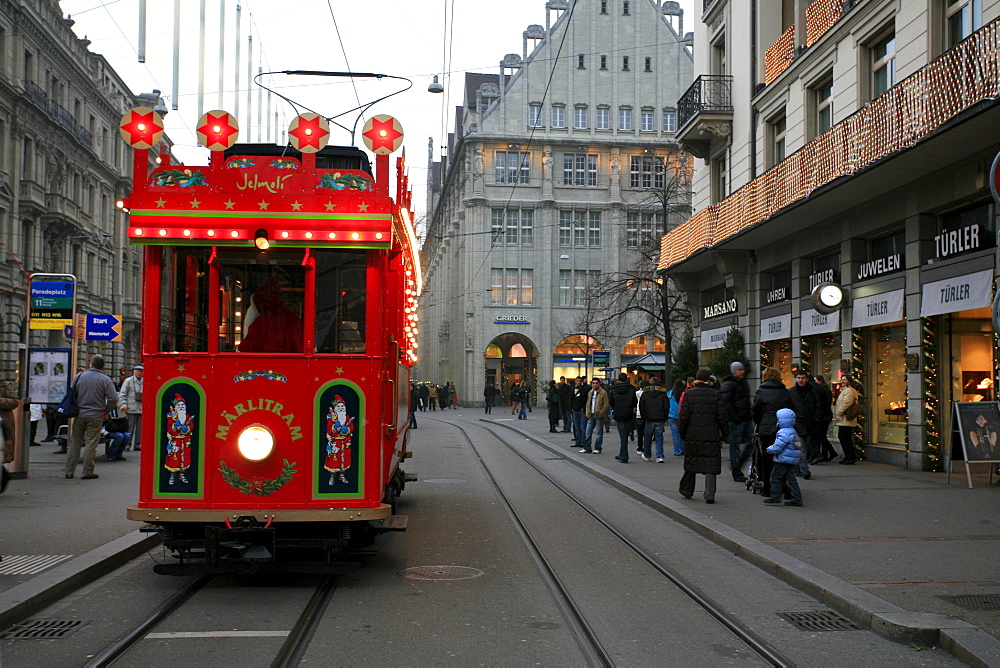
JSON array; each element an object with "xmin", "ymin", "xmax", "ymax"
[
  {"xmin": 198, "ymin": 112, "xmax": 239, "ymax": 150},
  {"xmin": 289, "ymin": 115, "xmax": 330, "ymax": 151},
  {"xmin": 363, "ymin": 116, "xmax": 403, "ymax": 154},
  {"xmin": 120, "ymin": 109, "xmax": 163, "ymax": 147}
]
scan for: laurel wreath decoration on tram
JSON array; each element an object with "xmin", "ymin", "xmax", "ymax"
[{"xmin": 218, "ymin": 459, "xmax": 297, "ymax": 496}]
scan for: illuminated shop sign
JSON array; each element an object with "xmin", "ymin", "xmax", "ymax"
[
  {"xmin": 495, "ymin": 315, "xmax": 530, "ymax": 324},
  {"xmin": 702, "ymin": 298, "xmax": 737, "ymax": 319}
]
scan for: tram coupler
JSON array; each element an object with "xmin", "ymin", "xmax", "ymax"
[{"xmin": 206, "ymin": 516, "xmax": 276, "ymax": 564}]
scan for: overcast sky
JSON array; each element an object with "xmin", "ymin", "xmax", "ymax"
[{"xmin": 60, "ymin": 0, "xmax": 696, "ymax": 217}]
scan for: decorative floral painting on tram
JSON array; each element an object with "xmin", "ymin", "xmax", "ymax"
[
  {"xmin": 314, "ymin": 381, "xmax": 364, "ymax": 498},
  {"xmin": 154, "ymin": 381, "xmax": 204, "ymax": 498}
]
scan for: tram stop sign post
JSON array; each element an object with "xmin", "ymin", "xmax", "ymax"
[{"xmin": 991, "ymin": 150, "xmax": 1000, "ymax": 335}]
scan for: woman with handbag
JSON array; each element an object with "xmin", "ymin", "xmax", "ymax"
[{"xmin": 835, "ymin": 376, "xmax": 861, "ymax": 464}]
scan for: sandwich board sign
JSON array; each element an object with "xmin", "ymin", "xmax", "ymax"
[{"xmin": 947, "ymin": 401, "xmax": 1000, "ymax": 488}]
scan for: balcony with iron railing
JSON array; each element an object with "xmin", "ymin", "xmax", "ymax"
[
  {"xmin": 675, "ymin": 74, "xmax": 733, "ymax": 158},
  {"xmin": 659, "ymin": 17, "xmax": 1000, "ymax": 271},
  {"xmin": 21, "ymin": 80, "xmax": 93, "ymax": 149}
]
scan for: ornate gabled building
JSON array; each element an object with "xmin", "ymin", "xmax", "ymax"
[
  {"xmin": 662, "ymin": 0, "xmax": 1000, "ymax": 470},
  {"xmin": 421, "ymin": 0, "xmax": 693, "ymax": 403},
  {"xmin": 0, "ymin": 0, "xmax": 170, "ymax": 386}
]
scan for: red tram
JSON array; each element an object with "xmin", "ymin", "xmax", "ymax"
[{"xmin": 118, "ymin": 107, "xmax": 418, "ymax": 574}]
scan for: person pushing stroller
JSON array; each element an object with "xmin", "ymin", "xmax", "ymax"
[{"xmin": 763, "ymin": 408, "xmax": 803, "ymax": 507}]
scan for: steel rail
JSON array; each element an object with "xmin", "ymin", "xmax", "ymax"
[
  {"xmin": 271, "ymin": 575, "xmax": 339, "ymax": 668},
  {"xmin": 86, "ymin": 574, "xmax": 213, "ymax": 668},
  {"xmin": 440, "ymin": 418, "xmax": 613, "ymax": 668},
  {"xmin": 479, "ymin": 422, "xmax": 795, "ymax": 668}
]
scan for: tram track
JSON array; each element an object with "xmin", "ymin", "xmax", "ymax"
[
  {"xmin": 433, "ymin": 416, "xmax": 793, "ymax": 668},
  {"xmin": 84, "ymin": 574, "xmax": 339, "ymax": 668}
]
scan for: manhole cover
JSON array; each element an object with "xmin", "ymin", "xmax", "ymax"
[
  {"xmin": 423, "ymin": 479, "xmax": 466, "ymax": 483},
  {"xmin": 945, "ymin": 594, "xmax": 1000, "ymax": 611},
  {"xmin": 778, "ymin": 611, "xmax": 859, "ymax": 632},
  {"xmin": 0, "ymin": 619, "xmax": 90, "ymax": 640},
  {"xmin": 400, "ymin": 565, "xmax": 485, "ymax": 581}
]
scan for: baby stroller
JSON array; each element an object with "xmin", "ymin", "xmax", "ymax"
[{"xmin": 745, "ymin": 431, "xmax": 765, "ymax": 495}]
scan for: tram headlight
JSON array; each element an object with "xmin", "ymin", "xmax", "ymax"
[
  {"xmin": 237, "ymin": 424, "xmax": 274, "ymax": 461},
  {"xmin": 254, "ymin": 228, "xmax": 270, "ymax": 250}
]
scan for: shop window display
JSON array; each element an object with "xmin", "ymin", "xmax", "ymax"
[
  {"xmin": 872, "ymin": 324, "xmax": 907, "ymax": 445},
  {"xmin": 762, "ymin": 339, "xmax": 793, "ymax": 386}
]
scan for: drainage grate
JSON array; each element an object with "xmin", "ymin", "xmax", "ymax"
[
  {"xmin": 0, "ymin": 555, "xmax": 74, "ymax": 575},
  {"xmin": 0, "ymin": 619, "xmax": 90, "ymax": 640},
  {"xmin": 400, "ymin": 565, "xmax": 485, "ymax": 581},
  {"xmin": 422, "ymin": 479, "xmax": 466, "ymax": 484},
  {"xmin": 778, "ymin": 611, "xmax": 859, "ymax": 632},
  {"xmin": 944, "ymin": 594, "xmax": 1000, "ymax": 611}
]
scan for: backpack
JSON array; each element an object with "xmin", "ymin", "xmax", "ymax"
[{"xmin": 57, "ymin": 376, "xmax": 80, "ymax": 418}]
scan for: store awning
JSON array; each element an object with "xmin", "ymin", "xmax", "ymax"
[{"xmin": 625, "ymin": 353, "xmax": 667, "ymax": 371}]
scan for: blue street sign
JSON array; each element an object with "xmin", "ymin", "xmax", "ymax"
[{"xmin": 83, "ymin": 314, "xmax": 122, "ymax": 341}]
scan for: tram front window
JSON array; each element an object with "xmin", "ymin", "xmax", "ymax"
[
  {"xmin": 217, "ymin": 249, "xmax": 306, "ymax": 353},
  {"xmin": 314, "ymin": 250, "xmax": 367, "ymax": 354},
  {"xmin": 159, "ymin": 247, "xmax": 210, "ymax": 353}
]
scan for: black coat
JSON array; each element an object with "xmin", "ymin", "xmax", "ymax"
[
  {"xmin": 571, "ymin": 383, "xmax": 588, "ymax": 411},
  {"xmin": 557, "ymin": 382, "xmax": 573, "ymax": 411},
  {"xmin": 484, "ymin": 385, "xmax": 497, "ymax": 400},
  {"xmin": 719, "ymin": 374, "xmax": 752, "ymax": 423},
  {"xmin": 815, "ymin": 382, "xmax": 834, "ymax": 423},
  {"xmin": 752, "ymin": 380, "xmax": 793, "ymax": 437},
  {"xmin": 639, "ymin": 386, "xmax": 669, "ymax": 422},
  {"xmin": 510, "ymin": 385, "xmax": 525, "ymax": 402},
  {"xmin": 545, "ymin": 387, "xmax": 561, "ymax": 420},
  {"xmin": 678, "ymin": 382, "xmax": 728, "ymax": 474},
  {"xmin": 608, "ymin": 383, "xmax": 637, "ymax": 421},
  {"xmin": 788, "ymin": 381, "xmax": 820, "ymax": 435}
]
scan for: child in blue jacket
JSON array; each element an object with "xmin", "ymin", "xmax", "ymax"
[{"xmin": 763, "ymin": 408, "xmax": 803, "ymax": 506}]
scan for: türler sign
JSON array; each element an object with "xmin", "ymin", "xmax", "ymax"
[
  {"xmin": 934, "ymin": 223, "xmax": 984, "ymax": 259},
  {"xmin": 702, "ymin": 297, "xmax": 737, "ymax": 319}
]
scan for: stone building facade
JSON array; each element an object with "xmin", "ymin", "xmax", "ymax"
[
  {"xmin": 664, "ymin": 0, "xmax": 1000, "ymax": 469},
  {"xmin": 421, "ymin": 0, "xmax": 693, "ymax": 404},
  {"xmin": 0, "ymin": 0, "xmax": 168, "ymax": 387}
]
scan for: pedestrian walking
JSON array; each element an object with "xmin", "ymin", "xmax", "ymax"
[
  {"xmin": 545, "ymin": 380, "xmax": 561, "ymax": 432},
  {"xmin": 118, "ymin": 364, "xmax": 144, "ymax": 451},
  {"xmin": 571, "ymin": 377, "xmax": 588, "ymax": 449},
  {"xmin": 635, "ymin": 379, "xmax": 649, "ymax": 456},
  {"xmin": 813, "ymin": 375, "xmax": 838, "ymax": 461},
  {"xmin": 719, "ymin": 362, "xmax": 753, "ymax": 481},
  {"xmin": 666, "ymin": 379, "xmax": 686, "ymax": 456},
  {"xmin": 582, "ymin": 377, "xmax": 609, "ymax": 453},
  {"xmin": 409, "ymin": 383, "xmax": 419, "ymax": 428},
  {"xmin": 447, "ymin": 382, "xmax": 458, "ymax": 408},
  {"xmin": 638, "ymin": 376, "xmax": 669, "ymax": 462},
  {"xmin": 428, "ymin": 383, "xmax": 438, "ymax": 410},
  {"xmin": 29, "ymin": 402, "xmax": 43, "ymax": 447},
  {"xmin": 418, "ymin": 383, "xmax": 429, "ymax": 411},
  {"xmin": 763, "ymin": 408, "xmax": 804, "ymax": 506},
  {"xmin": 788, "ymin": 369, "xmax": 820, "ymax": 478},
  {"xmin": 65, "ymin": 354, "xmax": 118, "ymax": 480},
  {"xmin": 752, "ymin": 367, "xmax": 793, "ymax": 498},
  {"xmin": 557, "ymin": 376, "xmax": 573, "ymax": 432},
  {"xmin": 522, "ymin": 380, "xmax": 532, "ymax": 412},
  {"xmin": 510, "ymin": 382, "xmax": 524, "ymax": 418},
  {"xmin": 483, "ymin": 381, "xmax": 497, "ymax": 414},
  {"xmin": 609, "ymin": 373, "xmax": 637, "ymax": 463},
  {"xmin": 0, "ymin": 378, "xmax": 20, "ymax": 493},
  {"xmin": 678, "ymin": 369, "xmax": 728, "ymax": 503},
  {"xmin": 835, "ymin": 376, "xmax": 861, "ymax": 464},
  {"xmin": 439, "ymin": 382, "xmax": 451, "ymax": 409}
]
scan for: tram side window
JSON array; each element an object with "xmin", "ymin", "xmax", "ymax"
[
  {"xmin": 159, "ymin": 247, "xmax": 210, "ymax": 353},
  {"xmin": 314, "ymin": 250, "xmax": 367, "ymax": 354},
  {"xmin": 217, "ymin": 249, "xmax": 306, "ymax": 353}
]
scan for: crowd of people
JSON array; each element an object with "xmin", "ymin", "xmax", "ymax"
[
  {"xmin": 483, "ymin": 364, "xmax": 862, "ymax": 507},
  {"xmin": 407, "ymin": 381, "xmax": 459, "ymax": 429}
]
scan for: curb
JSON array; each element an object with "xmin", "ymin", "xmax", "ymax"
[
  {"xmin": 0, "ymin": 530, "xmax": 162, "ymax": 631},
  {"xmin": 485, "ymin": 418, "xmax": 1000, "ymax": 666}
]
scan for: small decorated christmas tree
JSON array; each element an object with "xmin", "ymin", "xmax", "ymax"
[{"xmin": 708, "ymin": 325, "xmax": 751, "ymax": 379}]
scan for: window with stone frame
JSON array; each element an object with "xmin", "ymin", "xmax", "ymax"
[
  {"xmin": 619, "ymin": 108, "xmax": 632, "ymax": 130},
  {"xmin": 562, "ymin": 153, "xmax": 598, "ymax": 186},
  {"xmin": 596, "ymin": 107, "xmax": 610, "ymax": 129},
  {"xmin": 552, "ymin": 105, "xmax": 566, "ymax": 128},
  {"xmin": 629, "ymin": 155, "xmax": 665, "ymax": 188},
  {"xmin": 528, "ymin": 103, "xmax": 543, "ymax": 127},
  {"xmin": 870, "ymin": 29, "xmax": 896, "ymax": 98},
  {"xmin": 662, "ymin": 109, "xmax": 676, "ymax": 133},
  {"xmin": 494, "ymin": 150, "xmax": 531, "ymax": 184},
  {"xmin": 574, "ymin": 106, "xmax": 588, "ymax": 129},
  {"xmin": 945, "ymin": 0, "xmax": 983, "ymax": 50},
  {"xmin": 492, "ymin": 208, "xmax": 534, "ymax": 245},
  {"xmin": 640, "ymin": 110, "xmax": 654, "ymax": 131}
]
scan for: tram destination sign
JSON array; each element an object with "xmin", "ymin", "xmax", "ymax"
[{"xmin": 29, "ymin": 281, "xmax": 74, "ymax": 330}]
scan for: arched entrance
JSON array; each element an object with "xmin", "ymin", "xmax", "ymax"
[{"xmin": 484, "ymin": 333, "xmax": 538, "ymax": 405}]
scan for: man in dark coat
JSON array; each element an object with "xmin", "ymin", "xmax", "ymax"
[
  {"xmin": 719, "ymin": 361, "xmax": 753, "ymax": 482},
  {"xmin": 417, "ymin": 383, "xmax": 429, "ymax": 411},
  {"xmin": 608, "ymin": 373, "xmax": 637, "ymax": 464},
  {"xmin": 813, "ymin": 375, "xmax": 837, "ymax": 461},
  {"xmin": 638, "ymin": 377, "xmax": 669, "ymax": 462},
  {"xmin": 678, "ymin": 369, "xmax": 728, "ymax": 503},
  {"xmin": 557, "ymin": 377, "xmax": 573, "ymax": 432},
  {"xmin": 571, "ymin": 377, "xmax": 588, "ymax": 449},
  {"xmin": 752, "ymin": 367, "xmax": 793, "ymax": 498},
  {"xmin": 788, "ymin": 369, "xmax": 820, "ymax": 478}
]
